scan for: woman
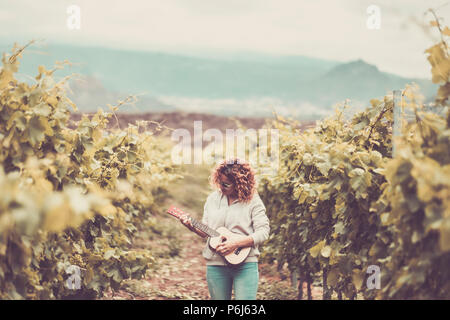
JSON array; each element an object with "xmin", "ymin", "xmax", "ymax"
[{"xmin": 180, "ymin": 159, "xmax": 270, "ymax": 300}]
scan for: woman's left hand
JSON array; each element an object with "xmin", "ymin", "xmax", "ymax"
[{"xmin": 215, "ymin": 240, "xmax": 239, "ymax": 256}]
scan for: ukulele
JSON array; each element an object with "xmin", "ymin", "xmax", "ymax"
[{"xmin": 166, "ymin": 205, "xmax": 251, "ymax": 265}]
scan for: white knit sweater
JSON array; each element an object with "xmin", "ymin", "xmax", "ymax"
[{"xmin": 201, "ymin": 190, "xmax": 270, "ymax": 266}]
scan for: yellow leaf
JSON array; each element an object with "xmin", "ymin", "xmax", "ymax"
[
  {"xmin": 352, "ymin": 269, "xmax": 365, "ymax": 291},
  {"xmin": 327, "ymin": 268, "xmax": 339, "ymax": 287},
  {"xmin": 444, "ymin": 26, "xmax": 450, "ymax": 36},
  {"xmin": 38, "ymin": 65, "xmax": 46, "ymax": 75},
  {"xmin": 321, "ymin": 245, "xmax": 332, "ymax": 258},
  {"xmin": 98, "ymin": 203, "xmax": 117, "ymax": 216},
  {"xmin": 43, "ymin": 194, "xmax": 71, "ymax": 232},
  {"xmin": 309, "ymin": 240, "xmax": 325, "ymax": 258},
  {"xmin": 425, "ymin": 44, "xmax": 450, "ymax": 84},
  {"xmin": 440, "ymin": 218, "xmax": 450, "ymax": 252}
]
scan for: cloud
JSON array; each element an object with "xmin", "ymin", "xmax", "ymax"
[{"xmin": 1, "ymin": 0, "xmax": 449, "ymax": 78}]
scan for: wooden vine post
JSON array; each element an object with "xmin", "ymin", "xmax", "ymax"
[{"xmin": 392, "ymin": 89, "xmax": 403, "ymax": 157}]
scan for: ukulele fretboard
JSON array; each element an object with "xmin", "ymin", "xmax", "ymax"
[
  {"xmin": 190, "ymin": 217, "xmax": 220, "ymax": 237},
  {"xmin": 167, "ymin": 206, "xmax": 220, "ymax": 238}
]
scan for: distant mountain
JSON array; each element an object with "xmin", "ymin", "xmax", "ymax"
[
  {"xmin": 66, "ymin": 75, "xmax": 176, "ymax": 113},
  {"xmin": 0, "ymin": 42, "xmax": 438, "ymax": 117},
  {"xmin": 303, "ymin": 59, "xmax": 437, "ymax": 107}
]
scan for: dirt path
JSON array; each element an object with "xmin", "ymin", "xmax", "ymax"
[
  {"xmin": 101, "ymin": 197, "xmax": 210, "ymax": 300},
  {"xmin": 129, "ymin": 199, "xmax": 211, "ymax": 300}
]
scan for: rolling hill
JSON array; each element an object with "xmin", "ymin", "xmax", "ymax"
[{"xmin": 0, "ymin": 42, "xmax": 437, "ymax": 118}]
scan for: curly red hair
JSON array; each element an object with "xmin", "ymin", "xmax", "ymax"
[{"xmin": 210, "ymin": 158, "xmax": 256, "ymax": 203}]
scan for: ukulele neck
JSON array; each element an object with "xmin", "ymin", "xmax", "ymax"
[
  {"xmin": 167, "ymin": 206, "xmax": 220, "ymax": 238},
  {"xmin": 189, "ymin": 217, "xmax": 220, "ymax": 237}
]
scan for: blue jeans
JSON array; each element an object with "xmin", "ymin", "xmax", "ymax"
[{"xmin": 206, "ymin": 262, "xmax": 259, "ymax": 300}]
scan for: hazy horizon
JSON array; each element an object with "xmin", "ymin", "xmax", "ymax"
[{"xmin": 0, "ymin": 39, "xmax": 432, "ymax": 82}]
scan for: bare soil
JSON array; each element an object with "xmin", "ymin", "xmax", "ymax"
[{"xmin": 69, "ymin": 111, "xmax": 316, "ymax": 134}]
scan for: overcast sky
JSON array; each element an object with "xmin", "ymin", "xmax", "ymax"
[{"xmin": 1, "ymin": 0, "xmax": 449, "ymax": 78}]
